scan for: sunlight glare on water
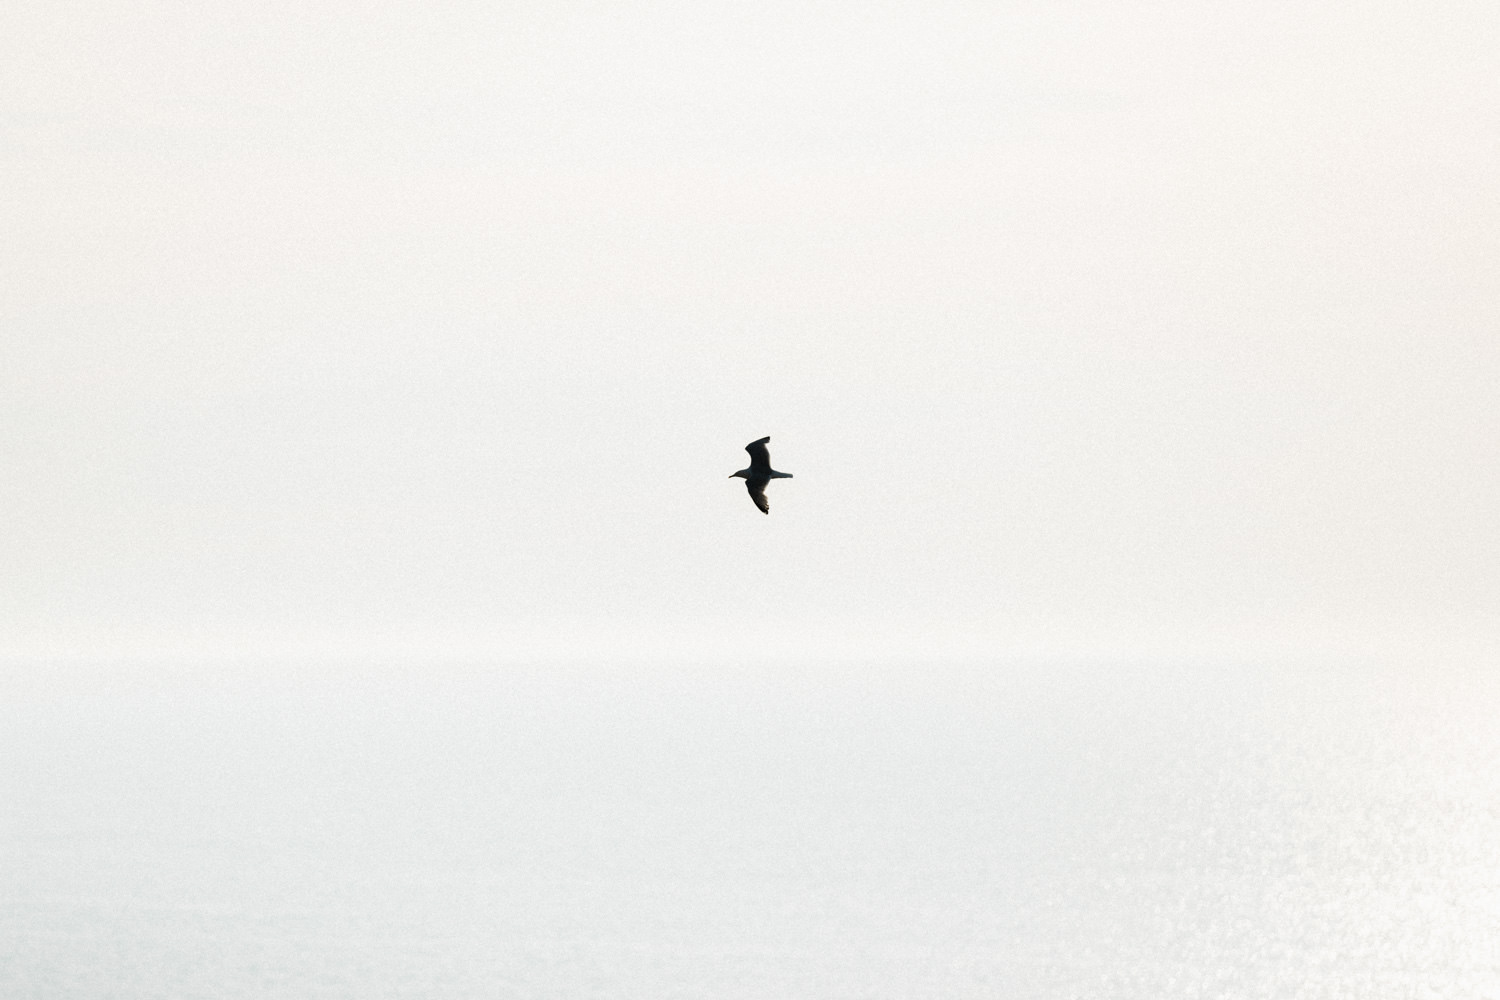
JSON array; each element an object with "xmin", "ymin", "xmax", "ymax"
[{"xmin": 0, "ymin": 655, "xmax": 1496, "ymax": 999}]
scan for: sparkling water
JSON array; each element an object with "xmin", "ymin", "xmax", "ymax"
[{"xmin": 2, "ymin": 656, "xmax": 1495, "ymax": 998}]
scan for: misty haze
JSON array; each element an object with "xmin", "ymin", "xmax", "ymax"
[{"xmin": 4, "ymin": 0, "xmax": 1498, "ymax": 996}]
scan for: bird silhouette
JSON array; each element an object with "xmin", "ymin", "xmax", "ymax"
[{"xmin": 729, "ymin": 436, "xmax": 793, "ymax": 514}]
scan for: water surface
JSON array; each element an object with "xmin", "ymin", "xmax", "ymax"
[{"xmin": 2, "ymin": 656, "xmax": 1495, "ymax": 998}]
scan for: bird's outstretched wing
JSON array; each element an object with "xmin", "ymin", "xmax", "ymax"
[
  {"xmin": 745, "ymin": 477, "xmax": 770, "ymax": 514},
  {"xmin": 744, "ymin": 436, "xmax": 772, "ymax": 475}
]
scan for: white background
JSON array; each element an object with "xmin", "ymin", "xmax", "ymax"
[{"xmin": 5, "ymin": 0, "xmax": 1498, "ymax": 661}]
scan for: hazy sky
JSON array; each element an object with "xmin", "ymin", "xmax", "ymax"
[{"xmin": 4, "ymin": 1, "xmax": 1497, "ymax": 662}]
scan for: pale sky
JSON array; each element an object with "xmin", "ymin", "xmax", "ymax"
[{"xmin": 4, "ymin": 1, "xmax": 1497, "ymax": 662}]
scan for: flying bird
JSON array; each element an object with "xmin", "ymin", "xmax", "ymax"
[{"xmin": 729, "ymin": 436, "xmax": 793, "ymax": 514}]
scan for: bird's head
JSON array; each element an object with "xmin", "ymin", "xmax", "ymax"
[{"xmin": 729, "ymin": 469, "xmax": 747, "ymax": 479}]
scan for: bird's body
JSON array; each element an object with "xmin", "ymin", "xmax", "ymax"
[{"xmin": 729, "ymin": 436, "xmax": 793, "ymax": 514}]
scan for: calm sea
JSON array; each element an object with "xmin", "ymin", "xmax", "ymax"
[{"xmin": 2, "ymin": 655, "xmax": 1496, "ymax": 998}]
